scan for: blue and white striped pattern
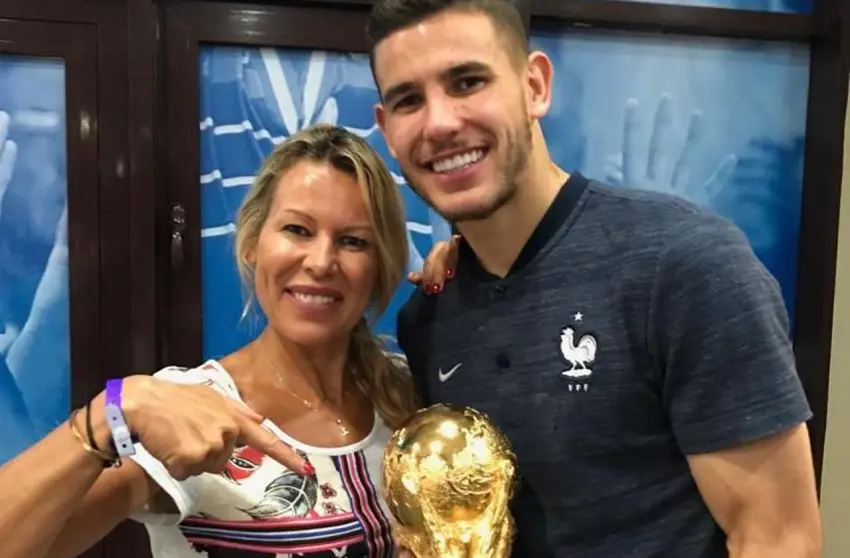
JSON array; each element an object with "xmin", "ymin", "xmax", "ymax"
[{"xmin": 198, "ymin": 45, "xmax": 453, "ymax": 358}]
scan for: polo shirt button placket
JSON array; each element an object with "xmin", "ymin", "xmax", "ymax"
[{"xmin": 493, "ymin": 284, "xmax": 506, "ymax": 301}]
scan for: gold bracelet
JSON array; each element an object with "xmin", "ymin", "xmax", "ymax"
[{"xmin": 68, "ymin": 407, "xmax": 121, "ymax": 467}]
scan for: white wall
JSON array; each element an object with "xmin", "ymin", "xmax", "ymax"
[{"xmin": 819, "ymin": 78, "xmax": 850, "ymax": 557}]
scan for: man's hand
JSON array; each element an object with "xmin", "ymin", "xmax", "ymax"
[{"xmin": 119, "ymin": 376, "xmax": 311, "ymax": 479}]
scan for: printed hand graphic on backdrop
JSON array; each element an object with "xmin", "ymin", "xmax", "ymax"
[
  {"xmin": 604, "ymin": 94, "xmax": 738, "ymax": 208},
  {"xmin": 0, "ymin": 111, "xmax": 18, "ymax": 354},
  {"xmin": 723, "ymin": 136, "xmax": 805, "ymax": 251},
  {"xmin": 0, "ymin": 108, "xmax": 38, "ymax": 459},
  {"xmin": 0, "ymin": 111, "xmax": 17, "ymax": 229},
  {"xmin": 0, "ymin": 106, "xmax": 71, "ymax": 425},
  {"xmin": 6, "ymin": 205, "xmax": 70, "ymax": 427}
]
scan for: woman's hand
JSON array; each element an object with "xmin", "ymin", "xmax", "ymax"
[
  {"xmin": 407, "ymin": 234, "xmax": 461, "ymax": 294},
  {"xmin": 117, "ymin": 376, "xmax": 311, "ymax": 479}
]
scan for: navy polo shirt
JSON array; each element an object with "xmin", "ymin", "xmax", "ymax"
[{"xmin": 396, "ymin": 173, "xmax": 811, "ymax": 557}]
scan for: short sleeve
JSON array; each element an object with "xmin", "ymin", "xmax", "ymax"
[
  {"xmin": 129, "ymin": 443, "xmax": 202, "ymax": 525},
  {"xmin": 648, "ymin": 214, "xmax": 812, "ymax": 455},
  {"xmin": 129, "ymin": 362, "xmax": 239, "ymax": 525}
]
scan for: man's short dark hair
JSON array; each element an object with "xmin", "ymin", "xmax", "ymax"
[{"xmin": 367, "ymin": 0, "xmax": 530, "ymax": 83}]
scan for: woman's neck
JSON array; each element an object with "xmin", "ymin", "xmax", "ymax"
[{"xmin": 256, "ymin": 328, "xmax": 350, "ymax": 404}]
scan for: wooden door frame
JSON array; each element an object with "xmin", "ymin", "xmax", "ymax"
[{"xmin": 0, "ymin": 1, "xmax": 158, "ymax": 557}]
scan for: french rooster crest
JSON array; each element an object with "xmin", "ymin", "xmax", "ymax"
[{"xmin": 560, "ymin": 326, "xmax": 597, "ymax": 386}]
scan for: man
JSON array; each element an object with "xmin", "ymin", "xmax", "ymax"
[{"xmin": 367, "ymin": 0, "xmax": 822, "ymax": 556}]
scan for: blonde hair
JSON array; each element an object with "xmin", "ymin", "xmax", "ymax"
[{"xmin": 234, "ymin": 124, "xmax": 419, "ymax": 428}]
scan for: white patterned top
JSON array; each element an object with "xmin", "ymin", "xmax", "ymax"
[{"xmin": 130, "ymin": 360, "xmax": 397, "ymax": 558}]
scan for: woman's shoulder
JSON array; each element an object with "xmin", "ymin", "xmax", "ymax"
[{"xmin": 150, "ymin": 360, "xmax": 241, "ymax": 401}]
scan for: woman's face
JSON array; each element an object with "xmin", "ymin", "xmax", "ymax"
[{"xmin": 251, "ymin": 159, "xmax": 378, "ymax": 347}]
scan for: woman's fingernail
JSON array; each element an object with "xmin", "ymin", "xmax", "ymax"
[
  {"xmin": 446, "ymin": 269, "xmax": 454, "ymax": 279},
  {"xmin": 433, "ymin": 283, "xmax": 443, "ymax": 294},
  {"xmin": 304, "ymin": 462, "xmax": 316, "ymax": 476}
]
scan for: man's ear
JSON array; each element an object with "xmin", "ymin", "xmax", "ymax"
[
  {"xmin": 525, "ymin": 50, "xmax": 554, "ymax": 121},
  {"xmin": 374, "ymin": 103, "xmax": 397, "ymax": 158}
]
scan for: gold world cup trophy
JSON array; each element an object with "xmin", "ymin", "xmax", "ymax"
[{"xmin": 382, "ymin": 404, "xmax": 518, "ymax": 557}]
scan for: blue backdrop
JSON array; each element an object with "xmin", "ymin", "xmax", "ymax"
[
  {"xmin": 0, "ymin": 54, "xmax": 69, "ymax": 465},
  {"xmin": 0, "ymin": 8, "xmax": 812, "ymax": 467},
  {"xmin": 197, "ymin": 30, "xmax": 810, "ymax": 360}
]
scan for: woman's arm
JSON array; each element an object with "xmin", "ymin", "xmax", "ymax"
[
  {"xmin": 0, "ymin": 374, "xmax": 309, "ymax": 558},
  {"xmin": 44, "ymin": 459, "xmax": 167, "ymax": 558},
  {"xmin": 0, "ymin": 391, "xmax": 158, "ymax": 558}
]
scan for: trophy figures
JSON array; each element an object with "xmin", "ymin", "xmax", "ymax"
[{"xmin": 382, "ymin": 404, "xmax": 518, "ymax": 557}]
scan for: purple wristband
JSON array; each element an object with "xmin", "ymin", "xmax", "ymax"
[
  {"xmin": 105, "ymin": 378, "xmax": 123, "ymax": 407},
  {"xmin": 104, "ymin": 378, "xmax": 136, "ymax": 457}
]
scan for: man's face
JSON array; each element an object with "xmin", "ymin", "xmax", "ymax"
[{"xmin": 373, "ymin": 9, "xmax": 549, "ymax": 223}]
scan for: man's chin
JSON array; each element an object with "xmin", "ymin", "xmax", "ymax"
[
  {"xmin": 439, "ymin": 186, "xmax": 517, "ymax": 223},
  {"xmin": 402, "ymin": 172, "xmax": 512, "ymax": 222},
  {"xmin": 440, "ymin": 201, "xmax": 503, "ymax": 223}
]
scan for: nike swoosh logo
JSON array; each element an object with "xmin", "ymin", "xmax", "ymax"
[{"xmin": 438, "ymin": 363, "xmax": 462, "ymax": 383}]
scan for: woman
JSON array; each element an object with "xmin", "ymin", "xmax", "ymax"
[{"xmin": 0, "ymin": 124, "xmax": 419, "ymax": 558}]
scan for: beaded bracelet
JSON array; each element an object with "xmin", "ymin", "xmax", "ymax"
[{"xmin": 68, "ymin": 407, "xmax": 121, "ymax": 468}]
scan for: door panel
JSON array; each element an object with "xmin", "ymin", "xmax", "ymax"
[
  {"xmin": 0, "ymin": 18, "xmax": 100, "ymax": 470},
  {"xmin": 0, "ymin": 52, "xmax": 71, "ymax": 461}
]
